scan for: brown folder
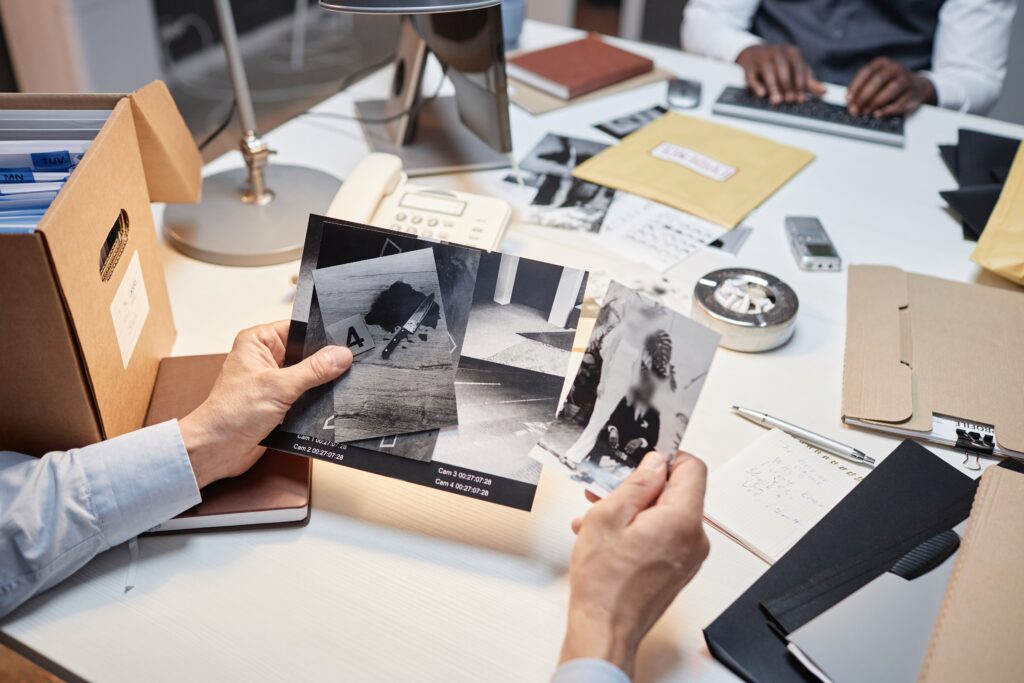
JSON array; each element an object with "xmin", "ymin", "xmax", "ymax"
[
  {"xmin": 919, "ymin": 466, "xmax": 1024, "ymax": 682},
  {"xmin": 144, "ymin": 354, "xmax": 311, "ymax": 532},
  {"xmin": 842, "ymin": 265, "xmax": 1024, "ymax": 458}
]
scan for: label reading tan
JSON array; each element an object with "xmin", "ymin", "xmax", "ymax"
[{"xmin": 109, "ymin": 250, "xmax": 149, "ymax": 368}]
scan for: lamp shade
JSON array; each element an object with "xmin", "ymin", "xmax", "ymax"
[{"xmin": 320, "ymin": 0, "xmax": 499, "ymax": 14}]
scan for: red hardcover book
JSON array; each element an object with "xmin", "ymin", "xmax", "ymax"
[{"xmin": 507, "ymin": 34, "xmax": 655, "ymax": 100}]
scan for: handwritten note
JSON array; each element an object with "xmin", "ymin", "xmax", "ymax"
[
  {"xmin": 705, "ymin": 429, "xmax": 865, "ymax": 563},
  {"xmin": 600, "ymin": 192, "xmax": 726, "ymax": 271}
]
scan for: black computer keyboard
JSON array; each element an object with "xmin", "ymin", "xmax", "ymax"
[{"xmin": 713, "ymin": 86, "xmax": 905, "ymax": 147}]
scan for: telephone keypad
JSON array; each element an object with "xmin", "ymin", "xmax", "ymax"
[{"xmin": 386, "ymin": 210, "xmax": 498, "ymax": 247}]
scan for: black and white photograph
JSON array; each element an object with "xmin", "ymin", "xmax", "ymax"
[
  {"xmin": 528, "ymin": 174, "xmax": 616, "ymax": 233},
  {"xmin": 279, "ymin": 224, "xmax": 479, "ymax": 461},
  {"xmin": 432, "ymin": 251, "xmax": 588, "ymax": 484},
  {"xmin": 515, "ymin": 133, "xmax": 617, "ymax": 232},
  {"xmin": 312, "ymin": 248, "xmax": 461, "ymax": 442},
  {"xmin": 268, "ymin": 217, "xmax": 590, "ymax": 509},
  {"xmin": 593, "ymin": 105, "xmax": 668, "ymax": 139},
  {"xmin": 280, "ymin": 287, "xmax": 445, "ymax": 462},
  {"xmin": 519, "ymin": 133, "xmax": 609, "ymax": 178},
  {"xmin": 530, "ymin": 281, "xmax": 720, "ymax": 494}
]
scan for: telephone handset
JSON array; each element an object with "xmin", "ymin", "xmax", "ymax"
[{"xmin": 326, "ymin": 153, "xmax": 512, "ymax": 251}]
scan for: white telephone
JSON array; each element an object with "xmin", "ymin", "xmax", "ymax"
[{"xmin": 326, "ymin": 153, "xmax": 512, "ymax": 251}]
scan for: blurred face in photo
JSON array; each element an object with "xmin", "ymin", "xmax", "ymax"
[{"xmin": 633, "ymin": 363, "xmax": 658, "ymax": 406}]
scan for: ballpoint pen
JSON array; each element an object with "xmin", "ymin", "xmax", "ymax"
[{"xmin": 732, "ymin": 406, "xmax": 876, "ymax": 468}]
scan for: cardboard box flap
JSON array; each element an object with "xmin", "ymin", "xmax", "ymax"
[
  {"xmin": 35, "ymin": 98, "xmax": 175, "ymax": 440},
  {"xmin": 843, "ymin": 265, "xmax": 914, "ymax": 423},
  {"xmin": 0, "ymin": 84, "xmax": 177, "ymax": 454},
  {"xmin": 845, "ymin": 265, "xmax": 1024, "ymax": 454},
  {"xmin": 128, "ymin": 81, "xmax": 202, "ymax": 204},
  {"xmin": 909, "ymin": 273, "xmax": 1024, "ymax": 453}
]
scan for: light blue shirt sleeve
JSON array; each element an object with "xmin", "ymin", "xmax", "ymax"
[
  {"xmin": 0, "ymin": 420, "xmax": 201, "ymax": 618},
  {"xmin": 552, "ymin": 659, "xmax": 631, "ymax": 683}
]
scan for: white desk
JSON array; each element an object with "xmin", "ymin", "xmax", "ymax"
[{"xmin": 4, "ymin": 20, "xmax": 1022, "ymax": 683}]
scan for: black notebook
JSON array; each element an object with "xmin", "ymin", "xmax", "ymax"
[{"xmin": 704, "ymin": 440, "xmax": 977, "ymax": 683}]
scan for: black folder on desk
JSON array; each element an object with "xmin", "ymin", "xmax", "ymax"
[
  {"xmin": 939, "ymin": 129, "xmax": 1021, "ymax": 240},
  {"xmin": 704, "ymin": 440, "xmax": 978, "ymax": 683}
]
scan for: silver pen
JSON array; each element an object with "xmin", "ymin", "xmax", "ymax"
[{"xmin": 732, "ymin": 406, "xmax": 876, "ymax": 468}]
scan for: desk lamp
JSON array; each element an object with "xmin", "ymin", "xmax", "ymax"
[
  {"xmin": 163, "ymin": 0, "xmax": 341, "ymax": 266},
  {"xmin": 319, "ymin": 0, "xmax": 512, "ymax": 176}
]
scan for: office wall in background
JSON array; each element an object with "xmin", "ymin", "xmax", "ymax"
[
  {"xmin": 989, "ymin": 6, "xmax": 1024, "ymax": 126},
  {"xmin": 0, "ymin": 0, "xmax": 164, "ymax": 92},
  {"xmin": 527, "ymin": 0, "xmax": 576, "ymax": 26}
]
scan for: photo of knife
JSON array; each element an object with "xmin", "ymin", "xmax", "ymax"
[{"xmin": 381, "ymin": 293, "xmax": 436, "ymax": 360}]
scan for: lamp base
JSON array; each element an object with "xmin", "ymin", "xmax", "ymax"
[{"xmin": 163, "ymin": 165, "xmax": 341, "ymax": 266}]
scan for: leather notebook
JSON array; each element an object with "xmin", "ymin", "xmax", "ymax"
[
  {"xmin": 144, "ymin": 353, "xmax": 312, "ymax": 533},
  {"xmin": 506, "ymin": 34, "xmax": 654, "ymax": 100},
  {"xmin": 919, "ymin": 466, "xmax": 1024, "ymax": 683}
]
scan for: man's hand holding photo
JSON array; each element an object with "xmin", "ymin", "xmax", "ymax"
[{"xmin": 560, "ymin": 451, "xmax": 710, "ymax": 681}]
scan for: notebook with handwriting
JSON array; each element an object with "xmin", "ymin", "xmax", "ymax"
[{"xmin": 705, "ymin": 429, "xmax": 864, "ymax": 563}]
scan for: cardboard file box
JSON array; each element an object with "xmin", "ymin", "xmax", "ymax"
[{"xmin": 0, "ymin": 81, "xmax": 201, "ymax": 455}]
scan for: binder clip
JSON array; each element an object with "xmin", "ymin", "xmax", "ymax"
[{"xmin": 955, "ymin": 428, "xmax": 994, "ymax": 471}]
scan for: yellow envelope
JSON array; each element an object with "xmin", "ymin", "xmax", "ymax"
[
  {"xmin": 572, "ymin": 111, "xmax": 814, "ymax": 228},
  {"xmin": 971, "ymin": 146, "xmax": 1024, "ymax": 287}
]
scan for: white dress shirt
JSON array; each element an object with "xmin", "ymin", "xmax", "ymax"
[
  {"xmin": 681, "ymin": 0, "xmax": 1017, "ymax": 114},
  {"xmin": 0, "ymin": 422, "xmax": 628, "ymax": 681}
]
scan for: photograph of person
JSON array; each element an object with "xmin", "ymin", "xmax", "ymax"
[{"xmin": 531, "ymin": 281, "xmax": 720, "ymax": 493}]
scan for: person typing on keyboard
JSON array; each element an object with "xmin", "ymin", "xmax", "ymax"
[{"xmin": 681, "ymin": 0, "xmax": 1016, "ymax": 117}]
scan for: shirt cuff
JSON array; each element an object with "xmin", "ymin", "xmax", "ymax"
[
  {"xmin": 919, "ymin": 70, "xmax": 969, "ymax": 113},
  {"xmin": 716, "ymin": 30, "xmax": 763, "ymax": 64},
  {"xmin": 552, "ymin": 659, "xmax": 631, "ymax": 683},
  {"xmin": 75, "ymin": 420, "xmax": 201, "ymax": 547}
]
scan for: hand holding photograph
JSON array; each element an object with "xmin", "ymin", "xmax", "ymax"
[
  {"xmin": 280, "ymin": 223, "xmax": 480, "ymax": 462},
  {"xmin": 530, "ymin": 281, "xmax": 720, "ymax": 494},
  {"xmin": 266, "ymin": 216, "xmax": 590, "ymax": 510},
  {"xmin": 312, "ymin": 248, "xmax": 459, "ymax": 443}
]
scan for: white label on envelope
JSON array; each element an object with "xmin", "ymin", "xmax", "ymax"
[
  {"xmin": 325, "ymin": 314, "xmax": 375, "ymax": 357},
  {"xmin": 109, "ymin": 250, "xmax": 150, "ymax": 369},
  {"xmin": 650, "ymin": 142, "xmax": 737, "ymax": 182}
]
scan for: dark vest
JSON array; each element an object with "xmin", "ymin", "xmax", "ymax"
[{"xmin": 751, "ymin": 0, "xmax": 947, "ymax": 86}]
